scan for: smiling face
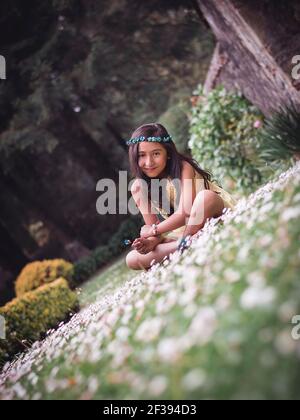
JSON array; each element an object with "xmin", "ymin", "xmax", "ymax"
[{"xmin": 138, "ymin": 142, "xmax": 168, "ymax": 178}]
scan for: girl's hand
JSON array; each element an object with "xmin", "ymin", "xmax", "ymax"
[{"xmin": 131, "ymin": 237, "xmax": 156, "ymax": 254}]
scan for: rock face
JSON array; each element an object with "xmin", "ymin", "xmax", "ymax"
[
  {"xmin": 0, "ymin": 0, "xmax": 213, "ymax": 299},
  {"xmin": 199, "ymin": 0, "xmax": 300, "ymax": 115}
]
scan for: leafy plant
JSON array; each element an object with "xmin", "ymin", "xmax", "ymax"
[
  {"xmin": 256, "ymin": 104, "xmax": 300, "ymax": 170},
  {"xmin": 159, "ymin": 99, "xmax": 191, "ymax": 154},
  {"xmin": 73, "ymin": 215, "xmax": 143, "ymax": 285},
  {"xmin": 188, "ymin": 84, "xmax": 266, "ymax": 195}
]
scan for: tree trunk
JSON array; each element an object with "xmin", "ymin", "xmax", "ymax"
[{"xmin": 197, "ymin": 0, "xmax": 300, "ymax": 115}]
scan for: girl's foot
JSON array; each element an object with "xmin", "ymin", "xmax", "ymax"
[{"xmin": 177, "ymin": 235, "xmax": 192, "ymax": 254}]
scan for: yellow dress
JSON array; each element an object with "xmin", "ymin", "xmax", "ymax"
[{"xmin": 150, "ymin": 169, "xmax": 238, "ymax": 241}]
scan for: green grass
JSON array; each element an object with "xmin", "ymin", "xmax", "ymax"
[
  {"xmin": 0, "ymin": 162, "xmax": 300, "ymax": 400},
  {"xmin": 79, "ymin": 252, "xmax": 133, "ymax": 307}
]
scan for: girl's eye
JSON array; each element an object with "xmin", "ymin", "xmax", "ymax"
[{"xmin": 138, "ymin": 153, "xmax": 160, "ymax": 157}]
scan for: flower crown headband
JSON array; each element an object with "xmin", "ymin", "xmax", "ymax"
[{"xmin": 126, "ymin": 135, "xmax": 172, "ymax": 146}]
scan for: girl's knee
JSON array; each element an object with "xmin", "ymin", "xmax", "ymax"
[
  {"xmin": 197, "ymin": 189, "xmax": 217, "ymax": 203},
  {"xmin": 198, "ymin": 190, "xmax": 224, "ymax": 214},
  {"xmin": 126, "ymin": 251, "xmax": 141, "ymax": 270}
]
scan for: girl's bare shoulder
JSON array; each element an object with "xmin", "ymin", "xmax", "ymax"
[{"xmin": 181, "ymin": 161, "xmax": 203, "ymax": 179}]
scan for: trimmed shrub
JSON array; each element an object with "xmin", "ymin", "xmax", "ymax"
[
  {"xmin": 73, "ymin": 216, "xmax": 142, "ymax": 285},
  {"xmin": 73, "ymin": 255, "xmax": 98, "ymax": 286},
  {"xmin": 15, "ymin": 259, "xmax": 74, "ymax": 297},
  {"xmin": 0, "ymin": 278, "xmax": 78, "ymax": 363}
]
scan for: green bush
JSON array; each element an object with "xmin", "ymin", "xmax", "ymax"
[
  {"xmin": 0, "ymin": 278, "xmax": 78, "ymax": 363},
  {"xmin": 256, "ymin": 104, "xmax": 300, "ymax": 177},
  {"xmin": 73, "ymin": 216, "xmax": 143, "ymax": 285},
  {"xmin": 188, "ymin": 84, "xmax": 266, "ymax": 195},
  {"xmin": 15, "ymin": 259, "xmax": 74, "ymax": 297},
  {"xmin": 93, "ymin": 246, "xmax": 113, "ymax": 266},
  {"xmin": 73, "ymin": 255, "xmax": 98, "ymax": 286},
  {"xmin": 159, "ymin": 100, "xmax": 191, "ymax": 154}
]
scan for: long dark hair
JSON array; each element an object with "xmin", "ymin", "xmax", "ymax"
[{"xmin": 127, "ymin": 122, "xmax": 215, "ymax": 215}]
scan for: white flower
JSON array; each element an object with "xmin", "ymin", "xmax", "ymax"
[
  {"xmin": 12, "ymin": 383, "xmax": 27, "ymax": 399},
  {"xmin": 88, "ymin": 376, "xmax": 99, "ymax": 394},
  {"xmin": 281, "ymin": 206, "xmax": 300, "ymax": 222},
  {"xmin": 278, "ymin": 301, "xmax": 297, "ymax": 322},
  {"xmin": 107, "ymin": 339, "xmax": 119, "ymax": 355},
  {"xmin": 138, "ymin": 346, "xmax": 155, "ymax": 363},
  {"xmin": 157, "ymin": 338, "xmax": 182, "ymax": 363},
  {"xmin": 247, "ymin": 271, "xmax": 266, "ymax": 288},
  {"xmin": 181, "ymin": 368, "xmax": 206, "ymax": 391},
  {"xmin": 258, "ymin": 234, "xmax": 273, "ymax": 247},
  {"xmin": 184, "ymin": 266, "xmax": 199, "ymax": 282},
  {"xmin": 293, "ymin": 192, "xmax": 300, "ymax": 203},
  {"xmin": 148, "ymin": 375, "xmax": 168, "ymax": 397},
  {"xmin": 237, "ymin": 244, "xmax": 250, "ymax": 262},
  {"xmin": 115, "ymin": 326, "xmax": 130, "ymax": 342},
  {"xmin": 121, "ymin": 313, "xmax": 131, "ymax": 325},
  {"xmin": 259, "ymin": 202, "xmax": 275, "ymax": 214},
  {"xmin": 111, "ymin": 344, "xmax": 132, "ymax": 368},
  {"xmin": 188, "ymin": 307, "xmax": 217, "ymax": 344},
  {"xmin": 135, "ymin": 299, "xmax": 145, "ymax": 309},
  {"xmin": 173, "ymin": 264, "xmax": 185, "ymax": 276},
  {"xmin": 134, "ymin": 317, "xmax": 164, "ymax": 343},
  {"xmin": 155, "ymin": 290, "xmax": 177, "ymax": 314},
  {"xmin": 215, "ymin": 294, "xmax": 231, "ymax": 311},
  {"xmin": 183, "ymin": 303, "xmax": 198, "ymax": 319},
  {"xmin": 105, "ymin": 310, "xmax": 119, "ymax": 327},
  {"xmin": 240, "ymin": 286, "xmax": 277, "ymax": 309},
  {"xmin": 178, "ymin": 287, "xmax": 198, "ymax": 306},
  {"xmin": 274, "ymin": 330, "xmax": 296, "ymax": 355},
  {"xmin": 223, "ymin": 268, "xmax": 240, "ymax": 283}
]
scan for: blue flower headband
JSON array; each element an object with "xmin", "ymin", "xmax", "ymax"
[{"xmin": 126, "ymin": 135, "xmax": 172, "ymax": 146}]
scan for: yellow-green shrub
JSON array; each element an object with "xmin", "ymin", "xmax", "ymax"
[
  {"xmin": 15, "ymin": 259, "xmax": 74, "ymax": 297},
  {"xmin": 0, "ymin": 278, "xmax": 78, "ymax": 363}
]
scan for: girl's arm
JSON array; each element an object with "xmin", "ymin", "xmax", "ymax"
[
  {"xmin": 131, "ymin": 179, "xmax": 160, "ymax": 225},
  {"xmin": 156, "ymin": 162, "xmax": 196, "ymax": 236},
  {"xmin": 130, "ymin": 179, "xmax": 165, "ymax": 245},
  {"xmin": 156, "ymin": 213, "xmax": 186, "ymax": 235}
]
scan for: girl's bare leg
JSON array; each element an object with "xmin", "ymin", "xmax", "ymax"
[
  {"xmin": 126, "ymin": 191, "xmax": 224, "ymax": 270},
  {"xmin": 181, "ymin": 190, "xmax": 224, "ymax": 238},
  {"xmin": 126, "ymin": 239, "xmax": 178, "ymax": 270}
]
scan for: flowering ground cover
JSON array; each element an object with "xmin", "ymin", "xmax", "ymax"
[{"xmin": 0, "ymin": 162, "xmax": 299, "ymax": 400}]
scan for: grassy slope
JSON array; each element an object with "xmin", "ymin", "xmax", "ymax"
[
  {"xmin": 0, "ymin": 162, "xmax": 300, "ymax": 400},
  {"xmin": 79, "ymin": 252, "xmax": 132, "ymax": 308}
]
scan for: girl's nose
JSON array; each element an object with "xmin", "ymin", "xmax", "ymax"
[{"xmin": 146, "ymin": 157, "xmax": 154, "ymax": 166}]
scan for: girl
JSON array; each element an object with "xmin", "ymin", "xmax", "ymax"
[{"xmin": 125, "ymin": 123, "xmax": 237, "ymax": 271}]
